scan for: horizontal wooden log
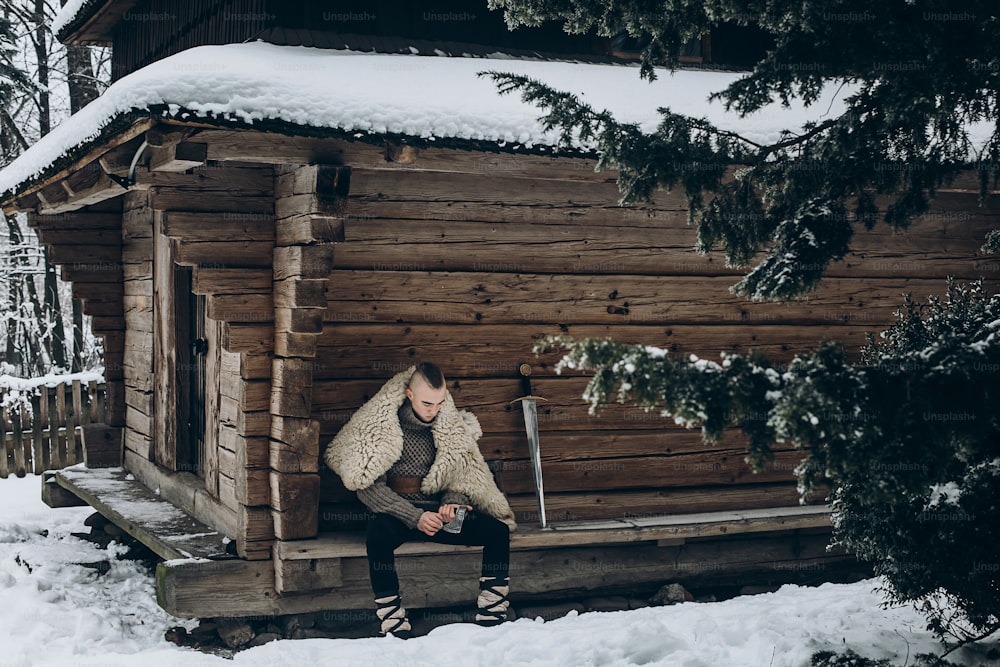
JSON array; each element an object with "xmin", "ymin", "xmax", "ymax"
[
  {"xmin": 274, "ymin": 331, "xmax": 318, "ymax": 358},
  {"xmin": 71, "ymin": 281, "xmax": 125, "ymax": 305},
  {"xmin": 31, "ymin": 210, "xmax": 122, "ymax": 231},
  {"xmin": 206, "ymin": 293, "xmax": 274, "ymax": 323},
  {"xmin": 236, "ymin": 507, "xmax": 274, "ymax": 544},
  {"xmin": 228, "ymin": 446, "xmax": 269, "ymax": 507},
  {"xmin": 274, "ymin": 278, "xmax": 328, "ymax": 309},
  {"xmin": 62, "ymin": 266, "xmax": 125, "ymax": 283},
  {"xmin": 346, "ymin": 167, "xmax": 669, "ymax": 211},
  {"xmin": 156, "ymin": 559, "xmax": 275, "ymax": 618},
  {"xmin": 221, "ymin": 349, "xmax": 271, "ymax": 380},
  {"xmin": 274, "ymin": 556, "xmax": 342, "ymax": 594},
  {"xmin": 47, "ymin": 244, "xmax": 122, "ymax": 264},
  {"xmin": 37, "ymin": 227, "xmax": 121, "ymax": 246},
  {"xmin": 276, "ymin": 307, "xmax": 323, "ymax": 334},
  {"xmin": 310, "ymin": 323, "xmax": 877, "ymax": 382},
  {"xmin": 173, "ymin": 239, "xmax": 274, "ymax": 268},
  {"xmin": 221, "ymin": 395, "xmax": 271, "ymax": 437},
  {"xmin": 275, "ymin": 214, "xmax": 345, "ymax": 246},
  {"xmin": 135, "ymin": 162, "xmax": 274, "ymax": 194},
  {"xmin": 219, "ymin": 426, "xmax": 269, "ymax": 468},
  {"xmin": 221, "ymin": 324, "xmax": 273, "ymax": 353},
  {"xmin": 310, "ymin": 375, "xmax": 867, "ymax": 436},
  {"xmin": 335, "ymin": 217, "xmax": 996, "ymax": 279},
  {"xmin": 509, "ymin": 484, "xmax": 818, "ymax": 523},
  {"xmin": 324, "ymin": 271, "xmax": 978, "ymax": 326},
  {"xmin": 219, "ymin": 374, "xmax": 270, "ymax": 412},
  {"xmin": 270, "ymin": 361, "xmax": 314, "ymax": 418},
  {"xmin": 80, "ymin": 297, "xmax": 124, "ymax": 318},
  {"xmin": 148, "ymin": 189, "xmax": 273, "ymax": 213},
  {"xmin": 193, "ymin": 268, "xmax": 272, "ymax": 295},
  {"xmin": 270, "ymin": 436, "xmax": 319, "ymax": 474},
  {"xmin": 347, "ymin": 193, "xmax": 683, "ymax": 229},
  {"xmin": 124, "ymin": 392, "xmax": 153, "ymax": 424},
  {"xmin": 270, "ymin": 472, "xmax": 320, "ymax": 540},
  {"xmin": 160, "ymin": 211, "xmax": 274, "ymax": 242},
  {"xmin": 198, "ymin": 129, "xmax": 612, "ymax": 183},
  {"xmin": 124, "ymin": 427, "xmax": 153, "ymax": 459},
  {"xmin": 161, "ymin": 527, "xmax": 853, "ymax": 617},
  {"xmin": 269, "ymin": 416, "xmax": 320, "ymax": 458},
  {"xmin": 273, "ymin": 244, "xmax": 335, "ymax": 280},
  {"xmin": 496, "ymin": 449, "xmax": 802, "ymax": 495}
]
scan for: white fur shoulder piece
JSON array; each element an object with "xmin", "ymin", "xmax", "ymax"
[{"xmin": 322, "ymin": 367, "xmax": 517, "ymax": 531}]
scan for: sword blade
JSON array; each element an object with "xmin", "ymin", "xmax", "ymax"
[{"xmin": 520, "ymin": 398, "xmax": 547, "ymax": 528}]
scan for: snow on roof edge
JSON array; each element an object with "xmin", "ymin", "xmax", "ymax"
[
  {"xmin": 51, "ymin": 0, "xmax": 101, "ymax": 39},
  {"xmin": 0, "ymin": 42, "xmax": 856, "ymax": 203}
]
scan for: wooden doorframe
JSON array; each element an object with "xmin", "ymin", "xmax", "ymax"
[{"xmin": 153, "ymin": 213, "xmax": 205, "ymax": 476}]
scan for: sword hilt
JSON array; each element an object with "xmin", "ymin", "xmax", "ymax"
[{"xmin": 508, "ymin": 363, "xmax": 548, "ymax": 404}]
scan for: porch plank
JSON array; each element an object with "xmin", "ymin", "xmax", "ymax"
[
  {"xmin": 56, "ymin": 464, "xmax": 232, "ymax": 561},
  {"xmin": 276, "ymin": 505, "xmax": 832, "ymax": 561}
]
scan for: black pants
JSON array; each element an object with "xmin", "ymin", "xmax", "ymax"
[{"xmin": 366, "ymin": 511, "xmax": 510, "ymax": 598}]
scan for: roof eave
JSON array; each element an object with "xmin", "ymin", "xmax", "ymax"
[
  {"xmin": 57, "ymin": 0, "xmax": 138, "ymax": 46},
  {"xmin": 1, "ymin": 108, "xmax": 593, "ymax": 214}
]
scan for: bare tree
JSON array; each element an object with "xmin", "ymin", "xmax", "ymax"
[{"xmin": 1, "ymin": 0, "xmax": 109, "ymax": 377}]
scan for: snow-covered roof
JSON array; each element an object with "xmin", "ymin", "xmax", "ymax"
[
  {"xmin": 0, "ymin": 41, "xmax": 853, "ymax": 201},
  {"xmin": 51, "ymin": 0, "xmax": 100, "ymax": 38}
]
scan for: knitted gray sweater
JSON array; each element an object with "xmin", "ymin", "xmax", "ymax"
[{"xmin": 356, "ymin": 403, "xmax": 472, "ymax": 528}]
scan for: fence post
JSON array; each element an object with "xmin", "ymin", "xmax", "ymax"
[
  {"xmin": 31, "ymin": 393, "xmax": 44, "ymax": 475},
  {"xmin": 0, "ymin": 407, "xmax": 8, "ymax": 479},
  {"xmin": 39, "ymin": 385, "xmax": 52, "ymax": 471},
  {"xmin": 54, "ymin": 386, "xmax": 67, "ymax": 469},
  {"xmin": 11, "ymin": 405, "xmax": 26, "ymax": 477},
  {"xmin": 70, "ymin": 380, "xmax": 84, "ymax": 464}
]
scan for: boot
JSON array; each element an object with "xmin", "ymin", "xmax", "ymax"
[
  {"xmin": 475, "ymin": 576, "xmax": 509, "ymax": 627},
  {"xmin": 375, "ymin": 594, "xmax": 412, "ymax": 638}
]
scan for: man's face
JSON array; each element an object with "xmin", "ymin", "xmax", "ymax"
[{"xmin": 405, "ymin": 376, "xmax": 448, "ymax": 423}]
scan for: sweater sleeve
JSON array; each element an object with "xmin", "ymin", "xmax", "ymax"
[
  {"xmin": 356, "ymin": 474, "xmax": 425, "ymax": 529},
  {"xmin": 441, "ymin": 490, "xmax": 472, "ymax": 507}
]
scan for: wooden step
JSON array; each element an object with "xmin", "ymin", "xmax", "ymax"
[
  {"xmin": 55, "ymin": 464, "xmax": 233, "ymax": 561},
  {"xmin": 275, "ymin": 505, "xmax": 832, "ymax": 561}
]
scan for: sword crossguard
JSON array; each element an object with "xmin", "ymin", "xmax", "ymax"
[{"xmin": 509, "ymin": 394, "xmax": 548, "ymax": 405}]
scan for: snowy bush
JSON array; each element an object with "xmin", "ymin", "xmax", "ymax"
[{"xmin": 544, "ymin": 280, "xmax": 1000, "ymax": 646}]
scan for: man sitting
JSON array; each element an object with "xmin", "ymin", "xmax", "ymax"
[{"xmin": 324, "ymin": 362, "xmax": 516, "ymax": 638}]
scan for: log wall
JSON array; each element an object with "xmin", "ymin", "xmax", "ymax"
[{"xmin": 313, "ymin": 164, "xmax": 1000, "ymax": 526}]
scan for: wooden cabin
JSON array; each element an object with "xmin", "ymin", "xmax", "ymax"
[{"xmin": 2, "ymin": 0, "xmax": 995, "ymax": 620}]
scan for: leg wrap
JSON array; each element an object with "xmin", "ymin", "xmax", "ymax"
[
  {"xmin": 375, "ymin": 594, "xmax": 412, "ymax": 638},
  {"xmin": 475, "ymin": 576, "xmax": 510, "ymax": 626}
]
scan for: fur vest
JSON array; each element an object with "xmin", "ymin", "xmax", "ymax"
[{"xmin": 324, "ymin": 367, "xmax": 517, "ymax": 531}]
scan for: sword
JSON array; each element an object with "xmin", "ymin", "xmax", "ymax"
[{"xmin": 510, "ymin": 363, "xmax": 549, "ymax": 529}]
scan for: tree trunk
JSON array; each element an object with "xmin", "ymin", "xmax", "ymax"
[
  {"xmin": 65, "ymin": 44, "xmax": 100, "ymax": 113},
  {"xmin": 64, "ymin": 16, "xmax": 101, "ymax": 372},
  {"xmin": 32, "ymin": 0, "xmax": 50, "ymax": 136},
  {"xmin": 72, "ymin": 298, "xmax": 84, "ymax": 372},
  {"xmin": 43, "ymin": 246, "xmax": 68, "ymax": 370}
]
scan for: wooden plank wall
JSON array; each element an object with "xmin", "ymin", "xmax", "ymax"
[
  {"xmin": 314, "ymin": 165, "xmax": 1000, "ymax": 526},
  {"xmin": 145, "ymin": 161, "xmax": 277, "ymax": 559},
  {"xmin": 32, "ymin": 203, "xmax": 126, "ymax": 428}
]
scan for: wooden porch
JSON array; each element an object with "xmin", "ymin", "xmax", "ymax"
[{"xmin": 48, "ymin": 464, "xmax": 853, "ymax": 619}]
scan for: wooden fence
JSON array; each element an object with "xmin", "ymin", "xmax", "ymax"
[{"xmin": 0, "ymin": 380, "xmax": 107, "ymax": 479}]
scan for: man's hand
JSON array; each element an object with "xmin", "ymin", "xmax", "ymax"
[
  {"xmin": 437, "ymin": 504, "xmax": 473, "ymax": 523},
  {"xmin": 417, "ymin": 511, "xmax": 444, "ymax": 536}
]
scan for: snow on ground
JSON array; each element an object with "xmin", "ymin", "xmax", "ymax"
[{"xmin": 1, "ymin": 473, "xmax": 997, "ymax": 667}]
